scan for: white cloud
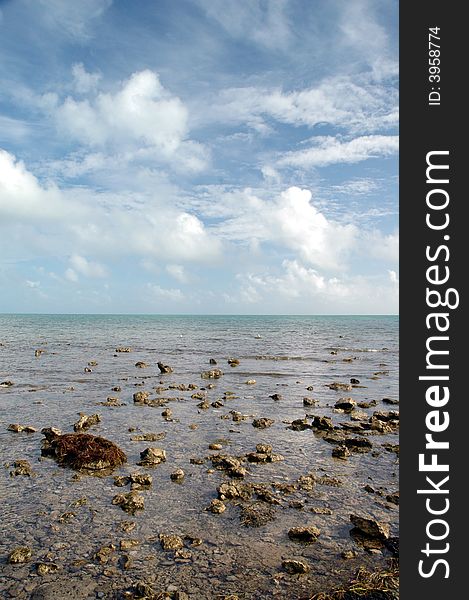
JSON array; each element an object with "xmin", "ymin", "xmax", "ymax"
[
  {"xmin": 37, "ymin": 0, "xmax": 112, "ymax": 40},
  {"xmin": 196, "ymin": 0, "xmax": 291, "ymax": 50},
  {"xmin": 147, "ymin": 283, "xmax": 184, "ymax": 302},
  {"xmin": 277, "ymin": 135, "xmax": 398, "ymax": 169},
  {"xmin": 0, "ymin": 149, "xmax": 221, "ymax": 264},
  {"xmin": 166, "ymin": 264, "xmax": 189, "ymax": 284},
  {"xmin": 204, "ymin": 74, "xmax": 398, "ymax": 135},
  {"xmin": 72, "ymin": 63, "xmax": 102, "ymax": 94},
  {"xmin": 25, "ymin": 280, "xmax": 40, "ymax": 288},
  {"xmin": 69, "ymin": 254, "xmax": 107, "ymax": 278},
  {"xmin": 65, "ymin": 268, "xmax": 79, "ymax": 282}
]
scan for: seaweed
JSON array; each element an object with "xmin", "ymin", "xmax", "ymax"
[
  {"xmin": 310, "ymin": 565, "xmax": 399, "ymax": 600},
  {"xmin": 50, "ymin": 433, "xmax": 127, "ymax": 471}
]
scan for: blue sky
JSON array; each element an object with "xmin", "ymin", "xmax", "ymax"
[{"xmin": 0, "ymin": 0, "xmax": 398, "ymax": 314}]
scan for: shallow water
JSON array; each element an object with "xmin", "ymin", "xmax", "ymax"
[{"xmin": 0, "ymin": 315, "xmax": 399, "ymax": 599}]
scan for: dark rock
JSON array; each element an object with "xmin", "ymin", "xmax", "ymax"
[
  {"xmin": 288, "ymin": 418, "xmax": 312, "ymax": 431},
  {"xmin": 73, "ymin": 413, "xmax": 101, "ymax": 432},
  {"xmin": 332, "ymin": 445, "xmax": 351, "ymax": 460},
  {"xmin": 288, "ymin": 526, "xmax": 320, "ymax": 543},
  {"xmin": 311, "ymin": 416, "xmax": 334, "ymax": 430},
  {"xmin": 209, "ymin": 358, "xmax": 217, "ymax": 365},
  {"xmin": 228, "ymin": 358, "xmax": 240, "ymax": 367},
  {"xmin": 334, "ymin": 398, "xmax": 357, "ymax": 412},
  {"xmin": 383, "ymin": 397, "xmax": 400, "ymax": 405},
  {"xmin": 115, "ymin": 347, "xmax": 132, "ymax": 352},
  {"xmin": 282, "ymin": 558, "xmax": 310, "ymax": 574},
  {"xmin": 112, "ymin": 491, "xmax": 145, "ymax": 514},
  {"xmin": 157, "ymin": 362, "xmax": 173, "ymax": 374},
  {"xmin": 201, "ymin": 369, "xmax": 223, "ymax": 379},
  {"xmin": 252, "ymin": 418, "xmax": 274, "ymax": 429},
  {"xmin": 350, "ymin": 378, "xmax": 360, "ymax": 384},
  {"xmin": 135, "ymin": 361, "xmax": 147, "ymax": 368},
  {"xmin": 170, "ymin": 469, "xmax": 185, "ymax": 482},
  {"xmin": 270, "ymin": 393, "xmax": 282, "ymax": 401},
  {"xmin": 137, "ymin": 447, "xmax": 166, "ymax": 466},
  {"xmin": 303, "ymin": 397, "xmax": 317, "ymax": 406},
  {"xmin": 350, "ymin": 514, "xmax": 390, "ymax": 540}
]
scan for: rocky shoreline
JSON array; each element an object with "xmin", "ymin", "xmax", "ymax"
[{"xmin": 1, "ymin": 335, "xmax": 399, "ymax": 599}]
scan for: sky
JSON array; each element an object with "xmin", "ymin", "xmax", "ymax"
[{"xmin": 0, "ymin": 0, "xmax": 398, "ymax": 315}]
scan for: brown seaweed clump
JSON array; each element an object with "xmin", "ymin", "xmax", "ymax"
[{"xmin": 42, "ymin": 429, "xmax": 127, "ymax": 471}]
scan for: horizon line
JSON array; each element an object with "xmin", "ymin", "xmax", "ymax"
[{"xmin": 0, "ymin": 312, "xmax": 399, "ymax": 317}]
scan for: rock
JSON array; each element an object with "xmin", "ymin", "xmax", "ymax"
[
  {"xmin": 350, "ymin": 514, "xmax": 390, "ymax": 540},
  {"xmin": 245, "ymin": 379, "xmax": 256, "ymax": 385},
  {"xmin": 282, "ymin": 558, "xmax": 310, "ymax": 574},
  {"xmin": 383, "ymin": 397, "xmax": 400, "ymax": 405},
  {"xmin": 311, "ymin": 416, "xmax": 334, "ymax": 430},
  {"xmin": 42, "ymin": 432, "xmax": 126, "ymax": 471},
  {"xmin": 161, "ymin": 408, "xmax": 173, "ymax": 419},
  {"xmin": 119, "ymin": 521, "xmax": 136, "ymax": 533},
  {"xmin": 270, "ymin": 393, "xmax": 282, "ymax": 401},
  {"xmin": 303, "ymin": 397, "xmax": 317, "ymax": 406},
  {"xmin": 157, "ymin": 361, "xmax": 173, "ymax": 374},
  {"xmin": 211, "ymin": 400, "xmax": 224, "ymax": 408},
  {"xmin": 197, "ymin": 400, "xmax": 210, "ymax": 409},
  {"xmin": 99, "ymin": 396, "xmax": 123, "ymax": 406},
  {"xmin": 115, "ymin": 347, "xmax": 132, "ymax": 352},
  {"xmin": 8, "ymin": 424, "xmax": 36, "ymax": 433},
  {"xmin": 344, "ymin": 437, "xmax": 373, "ymax": 452},
  {"xmin": 137, "ymin": 447, "xmax": 166, "ymax": 466},
  {"xmin": 328, "ymin": 382, "xmax": 353, "ymax": 391},
  {"xmin": 288, "ymin": 526, "xmax": 321, "ymax": 543},
  {"xmin": 170, "ymin": 469, "xmax": 185, "ymax": 482},
  {"xmin": 131, "ymin": 432, "xmax": 166, "ymax": 442},
  {"xmin": 289, "ymin": 418, "xmax": 311, "ymax": 431},
  {"xmin": 209, "ymin": 443, "xmax": 223, "ymax": 450},
  {"xmin": 95, "ymin": 545, "xmax": 116, "ymax": 564},
  {"xmin": 350, "ymin": 410, "xmax": 369, "ymax": 421},
  {"xmin": 306, "ymin": 385, "xmax": 314, "ymax": 391},
  {"xmin": 207, "ymin": 499, "xmax": 226, "ymax": 514},
  {"xmin": 209, "ymin": 358, "xmax": 217, "ymax": 365},
  {"xmin": 135, "ymin": 361, "xmax": 147, "ymax": 368},
  {"xmin": 246, "ymin": 452, "xmax": 284, "ymax": 463},
  {"xmin": 218, "ymin": 481, "xmax": 252, "ymax": 501},
  {"xmin": 252, "ymin": 418, "xmax": 274, "ymax": 429},
  {"xmin": 210, "ymin": 454, "xmax": 246, "ymax": 478},
  {"xmin": 297, "ymin": 474, "xmax": 316, "ymax": 491},
  {"xmin": 8, "ymin": 546, "xmax": 32, "ymax": 563},
  {"xmin": 129, "ymin": 472, "xmax": 152, "ymax": 489},
  {"xmin": 201, "ymin": 369, "xmax": 223, "ymax": 379},
  {"xmin": 10, "ymin": 460, "xmax": 34, "ymax": 477},
  {"xmin": 41, "ymin": 427, "xmax": 62, "ymax": 440},
  {"xmin": 228, "ymin": 358, "xmax": 240, "ymax": 367},
  {"xmin": 112, "ymin": 491, "xmax": 145, "ymax": 514},
  {"xmin": 35, "ymin": 349, "xmax": 46, "ymax": 357},
  {"xmin": 191, "ymin": 391, "xmax": 206, "ymax": 400},
  {"xmin": 84, "ymin": 367, "xmax": 92, "ymax": 373},
  {"xmin": 332, "ymin": 445, "xmax": 351, "ymax": 460},
  {"xmin": 159, "ymin": 534, "xmax": 184, "ymax": 551},
  {"xmin": 386, "ymin": 491, "xmax": 399, "ymax": 505},
  {"xmin": 112, "ymin": 386, "xmax": 122, "ymax": 392},
  {"xmin": 36, "ymin": 562, "xmax": 59, "ymax": 575},
  {"xmin": 341, "ymin": 550, "xmax": 357, "ymax": 559},
  {"xmin": 73, "ymin": 413, "xmax": 101, "ymax": 432},
  {"xmin": 0, "ymin": 380, "xmax": 14, "ymax": 387},
  {"xmin": 310, "ymin": 507, "xmax": 333, "ymax": 515},
  {"xmin": 357, "ymin": 400, "xmax": 377, "ymax": 409},
  {"xmin": 334, "ymin": 398, "xmax": 357, "ymax": 412},
  {"xmin": 133, "ymin": 391, "xmax": 152, "ymax": 404},
  {"xmin": 256, "ymin": 443, "xmax": 272, "ymax": 453},
  {"xmin": 120, "ymin": 539, "xmax": 139, "ymax": 551}
]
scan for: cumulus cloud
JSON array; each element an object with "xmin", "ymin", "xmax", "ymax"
[
  {"xmin": 69, "ymin": 254, "xmax": 107, "ymax": 278},
  {"xmin": 0, "ymin": 149, "xmax": 221, "ymax": 264},
  {"xmin": 276, "ymin": 135, "xmax": 398, "ymax": 169},
  {"xmin": 72, "ymin": 63, "xmax": 102, "ymax": 94}
]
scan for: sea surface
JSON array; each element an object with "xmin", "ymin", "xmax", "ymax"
[{"xmin": 0, "ymin": 315, "xmax": 399, "ymax": 599}]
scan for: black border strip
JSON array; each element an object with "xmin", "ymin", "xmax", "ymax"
[{"xmin": 400, "ymin": 2, "xmax": 464, "ymax": 597}]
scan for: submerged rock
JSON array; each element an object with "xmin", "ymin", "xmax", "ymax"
[
  {"xmin": 288, "ymin": 526, "xmax": 321, "ymax": 543},
  {"xmin": 137, "ymin": 447, "xmax": 166, "ymax": 466},
  {"xmin": 159, "ymin": 534, "xmax": 184, "ymax": 551},
  {"xmin": 282, "ymin": 558, "xmax": 310, "ymax": 574},
  {"xmin": 135, "ymin": 361, "xmax": 148, "ymax": 368},
  {"xmin": 170, "ymin": 468, "xmax": 185, "ymax": 482},
  {"xmin": 7, "ymin": 424, "xmax": 37, "ymax": 433},
  {"xmin": 73, "ymin": 413, "xmax": 101, "ymax": 432},
  {"xmin": 252, "ymin": 418, "xmax": 274, "ymax": 429},
  {"xmin": 10, "ymin": 459, "xmax": 34, "ymax": 477},
  {"xmin": 8, "ymin": 546, "xmax": 32, "ymax": 564},
  {"xmin": 328, "ymin": 382, "xmax": 353, "ymax": 391},
  {"xmin": 201, "ymin": 368, "xmax": 223, "ymax": 379},
  {"xmin": 112, "ymin": 491, "xmax": 145, "ymax": 514},
  {"xmin": 207, "ymin": 499, "xmax": 226, "ymax": 514},
  {"xmin": 131, "ymin": 432, "xmax": 166, "ymax": 442},
  {"xmin": 240, "ymin": 502, "xmax": 276, "ymax": 527}
]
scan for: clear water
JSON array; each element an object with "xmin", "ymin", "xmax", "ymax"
[{"xmin": 0, "ymin": 315, "xmax": 399, "ymax": 599}]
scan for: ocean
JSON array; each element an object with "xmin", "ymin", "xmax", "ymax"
[{"xmin": 0, "ymin": 314, "xmax": 399, "ymax": 599}]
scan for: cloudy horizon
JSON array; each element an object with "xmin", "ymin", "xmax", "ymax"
[{"xmin": 0, "ymin": 0, "xmax": 398, "ymax": 315}]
